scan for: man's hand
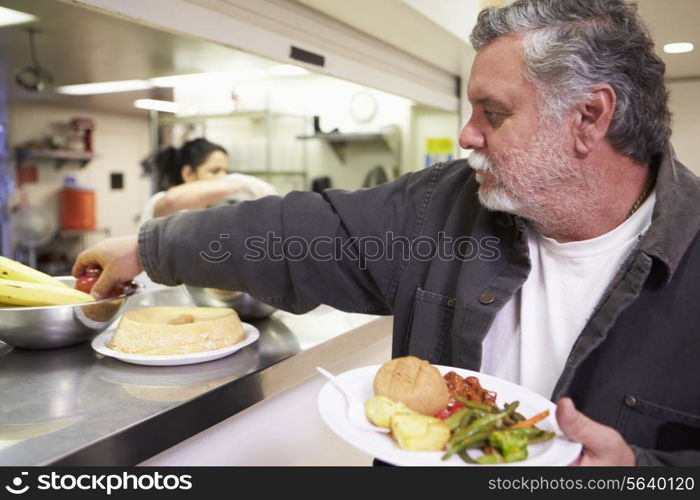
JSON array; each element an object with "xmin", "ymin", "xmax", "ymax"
[
  {"xmin": 72, "ymin": 235, "xmax": 142, "ymax": 300},
  {"xmin": 556, "ymin": 397, "xmax": 635, "ymax": 466}
]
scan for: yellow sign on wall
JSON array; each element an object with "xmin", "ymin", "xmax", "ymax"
[
  {"xmin": 424, "ymin": 137, "xmax": 455, "ymax": 168},
  {"xmin": 426, "ymin": 138, "xmax": 454, "ymax": 155}
]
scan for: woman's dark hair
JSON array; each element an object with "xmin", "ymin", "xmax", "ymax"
[{"xmin": 155, "ymin": 138, "xmax": 227, "ymax": 190}]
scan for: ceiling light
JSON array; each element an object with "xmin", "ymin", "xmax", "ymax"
[
  {"xmin": 0, "ymin": 6, "xmax": 36, "ymax": 27},
  {"xmin": 149, "ymin": 72, "xmax": 221, "ymax": 87},
  {"xmin": 663, "ymin": 42, "xmax": 694, "ymax": 54},
  {"xmin": 56, "ymin": 80, "xmax": 152, "ymax": 95},
  {"xmin": 134, "ymin": 99, "xmax": 179, "ymax": 113},
  {"xmin": 150, "ymin": 69, "xmax": 267, "ymax": 87},
  {"xmin": 266, "ymin": 64, "xmax": 309, "ymax": 77}
]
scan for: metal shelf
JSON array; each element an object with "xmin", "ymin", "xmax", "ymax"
[
  {"xmin": 15, "ymin": 148, "xmax": 93, "ymax": 169},
  {"xmin": 297, "ymin": 126, "xmax": 400, "ymax": 163}
]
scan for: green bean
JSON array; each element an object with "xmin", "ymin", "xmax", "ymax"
[
  {"xmin": 503, "ymin": 414, "xmax": 517, "ymax": 426},
  {"xmin": 513, "ymin": 411, "xmax": 527, "ymax": 422},
  {"xmin": 476, "ymin": 450, "xmax": 504, "ymax": 464},
  {"xmin": 498, "ymin": 403, "xmax": 529, "ymax": 424},
  {"xmin": 527, "ymin": 431, "xmax": 556, "ymax": 444},
  {"xmin": 443, "ymin": 402, "xmax": 519, "ymax": 459},
  {"xmin": 459, "ymin": 430, "xmax": 493, "ymax": 450},
  {"xmin": 441, "ymin": 399, "xmax": 554, "ymax": 465},
  {"xmin": 502, "ymin": 427, "xmax": 544, "ymax": 437},
  {"xmin": 459, "ymin": 409, "xmax": 486, "ymax": 428},
  {"xmin": 443, "ymin": 408, "xmax": 470, "ymax": 430},
  {"xmin": 457, "ymin": 450, "xmax": 478, "ymax": 464},
  {"xmin": 454, "ymin": 396, "xmax": 498, "ymax": 413},
  {"xmin": 448, "ymin": 413, "xmax": 501, "ymax": 447},
  {"xmin": 442, "ymin": 430, "xmax": 493, "ymax": 460}
]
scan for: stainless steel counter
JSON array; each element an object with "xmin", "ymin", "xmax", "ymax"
[{"xmin": 0, "ymin": 285, "xmax": 387, "ymax": 465}]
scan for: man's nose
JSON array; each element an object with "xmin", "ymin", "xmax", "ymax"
[{"xmin": 459, "ymin": 117, "xmax": 485, "ymax": 150}]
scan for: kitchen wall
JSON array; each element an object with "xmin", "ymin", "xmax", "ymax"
[
  {"xmin": 668, "ymin": 80, "xmax": 700, "ymax": 175},
  {"xmin": 8, "ymin": 102, "xmax": 151, "ymax": 259}
]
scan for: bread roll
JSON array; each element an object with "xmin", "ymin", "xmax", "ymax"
[{"xmin": 373, "ymin": 356, "xmax": 449, "ymax": 416}]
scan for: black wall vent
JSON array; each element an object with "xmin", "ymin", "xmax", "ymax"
[{"xmin": 290, "ymin": 46, "xmax": 325, "ymax": 67}]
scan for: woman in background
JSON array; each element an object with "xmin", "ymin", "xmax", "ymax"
[{"xmin": 140, "ymin": 138, "xmax": 276, "ymax": 224}]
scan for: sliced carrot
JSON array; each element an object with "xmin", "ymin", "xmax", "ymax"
[{"xmin": 508, "ymin": 409, "xmax": 550, "ymax": 429}]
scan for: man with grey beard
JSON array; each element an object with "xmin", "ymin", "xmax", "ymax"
[{"xmin": 75, "ymin": 0, "xmax": 699, "ymax": 465}]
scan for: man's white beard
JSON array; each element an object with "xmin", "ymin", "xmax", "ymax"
[
  {"xmin": 468, "ymin": 125, "xmax": 584, "ymax": 222},
  {"xmin": 469, "ymin": 151, "xmax": 522, "ymax": 213}
]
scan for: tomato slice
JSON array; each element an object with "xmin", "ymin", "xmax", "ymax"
[{"xmin": 434, "ymin": 401, "xmax": 465, "ymax": 419}]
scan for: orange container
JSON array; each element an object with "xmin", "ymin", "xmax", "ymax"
[{"xmin": 60, "ymin": 187, "xmax": 96, "ymax": 231}]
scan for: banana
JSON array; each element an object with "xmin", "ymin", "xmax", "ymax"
[
  {"xmin": 0, "ymin": 256, "xmax": 69, "ymax": 288},
  {"xmin": 0, "ymin": 279, "xmax": 95, "ymax": 306}
]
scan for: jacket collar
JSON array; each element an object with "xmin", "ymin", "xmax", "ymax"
[{"xmin": 639, "ymin": 145, "xmax": 700, "ymax": 283}]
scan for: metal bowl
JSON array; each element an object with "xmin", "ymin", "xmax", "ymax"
[
  {"xmin": 0, "ymin": 277, "xmax": 142, "ymax": 350},
  {"xmin": 184, "ymin": 285, "xmax": 277, "ymax": 321}
]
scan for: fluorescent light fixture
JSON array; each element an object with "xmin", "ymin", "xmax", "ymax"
[
  {"xmin": 134, "ymin": 99, "xmax": 179, "ymax": 113},
  {"xmin": 0, "ymin": 6, "xmax": 37, "ymax": 27},
  {"xmin": 663, "ymin": 42, "xmax": 694, "ymax": 54},
  {"xmin": 266, "ymin": 64, "xmax": 309, "ymax": 77},
  {"xmin": 56, "ymin": 80, "xmax": 152, "ymax": 95},
  {"xmin": 150, "ymin": 69, "xmax": 267, "ymax": 87}
]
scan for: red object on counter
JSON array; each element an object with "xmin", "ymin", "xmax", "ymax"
[
  {"xmin": 75, "ymin": 267, "xmax": 124, "ymax": 297},
  {"xmin": 60, "ymin": 185, "xmax": 96, "ymax": 231},
  {"xmin": 75, "ymin": 268, "xmax": 100, "ymax": 294}
]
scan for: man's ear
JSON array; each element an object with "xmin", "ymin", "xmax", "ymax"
[
  {"xmin": 573, "ymin": 84, "xmax": 616, "ymax": 157},
  {"xmin": 180, "ymin": 165, "xmax": 196, "ymax": 183}
]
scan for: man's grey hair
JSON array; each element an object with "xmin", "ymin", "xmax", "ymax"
[{"xmin": 470, "ymin": 0, "xmax": 670, "ymax": 166}]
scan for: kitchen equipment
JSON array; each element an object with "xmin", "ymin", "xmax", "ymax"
[
  {"xmin": 184, "ymin": 285, "xmax": 277, "ymax": 320},
  {"xmin": 59, "ymin": 176, "xmax": 96, "ymax": 231},
  {"xmin": 316, "ymin": 366, "xmax": 389, "ymax": 434},
  {"xmin": 362, "ymin": 165, "xmax": 389, "ymax": 188},
  {"xmin": 14, "ymin": 28, "xmax": 53, "ymax": 92},
  {"xmin": 13, "ymin": 205, "xmax": 56, "ymax": 268},
  {"xmin": 0, "ymin": 277, "xmax": 142, "ymax": 349}
]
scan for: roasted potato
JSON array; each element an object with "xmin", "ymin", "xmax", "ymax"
[
  {"xmin": 364, "ymin": 395, "xmax": 415, "ymax": 428},
  {"xmin": 390, "ymin": 413, "xmax": 451, "ymax": 451}
]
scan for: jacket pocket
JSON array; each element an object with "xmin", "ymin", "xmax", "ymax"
[
  {"xmin": 615, "ymin": 393, "xmax": 700, "ymax": 452},
  {"xmin": 405, "ymin": 287, "xmax": 456, "ymax": 364}
]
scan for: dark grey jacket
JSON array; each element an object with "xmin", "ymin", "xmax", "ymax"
[{"xmin": 140, "ymin": 149, "xmax": 700, "ymax": 466}]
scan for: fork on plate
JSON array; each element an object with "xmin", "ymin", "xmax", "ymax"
[{"xmin": 316, "ymin": 366, "xmax": 389, "ymax": 433}]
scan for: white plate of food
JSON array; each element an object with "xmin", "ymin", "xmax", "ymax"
[
  {"xmin": 317, "ymin": 363, "xmax": 582, "ymax": 466},
  {"xmin": 91, "ymin": 322, "xmax": 260, "ymax": 366}
]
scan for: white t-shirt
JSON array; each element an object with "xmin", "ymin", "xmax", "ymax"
[
  {"xmin": 139, "ymin": 173, "xmax": 277, "ymax": 225},
  {"xmin": 480, "ymin": 190, "xmax": 656, "ymax": 398}
]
